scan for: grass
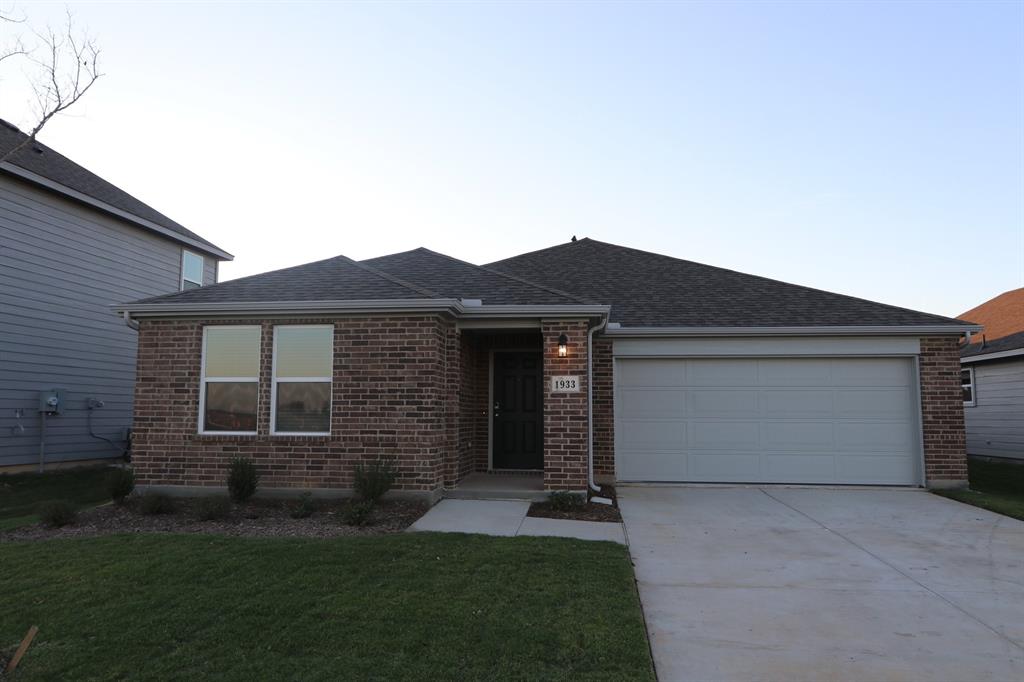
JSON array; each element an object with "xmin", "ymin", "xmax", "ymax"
[
  {"xmin": 0, "ymin": 533, "xmax": 654, "ymax": 681},
  {"xmin": 934, "ymin": 457, "xmax": 1024, "ymax": 522},
  {"xmin": 0, "ymin": 466, "xmax": 113, "ymax": 531}
]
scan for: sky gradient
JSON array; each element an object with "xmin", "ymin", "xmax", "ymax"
[{"xmin": 4, "ymin": 1, "xmax": 1021, "ymax": 318}]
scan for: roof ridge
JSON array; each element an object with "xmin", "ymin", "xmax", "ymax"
[
  {"xmin": 343, "ymin": 254, "xmax": 443, "ymax": 298},
  {"xmin": 414, "ymin": 247, "xmax": 595, "ymax": 305}
]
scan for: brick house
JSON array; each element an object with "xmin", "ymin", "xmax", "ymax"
[{"xmin": 118, "ymin": 239, "xmax": 978, "ymax": 501}]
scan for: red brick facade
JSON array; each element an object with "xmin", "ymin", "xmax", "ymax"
[
  {"xmin": 918, "ymin": 335, "xmax": 969, "ymax": 484},
  {"xmin": 132, "ymin": 318, "xmax": 966, "ymax": 495}
]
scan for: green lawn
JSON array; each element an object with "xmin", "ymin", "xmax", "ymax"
[
  {"xmin": 0, "ymin": 466, "xmax": 113, "ymax": 531},
  {"xmin": 934, "ymin": 457, "xmax": 1024, "ymax": 521},
  {"xmin": 0, "ymin": 533, "xmax": 654, "ymax": 681}
]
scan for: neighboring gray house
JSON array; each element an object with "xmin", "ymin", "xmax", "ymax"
[
  {"xmin": 0, "ymin": 119, "xmax": 231, "ymax": 470},
  {"xmin": 961, "ymin": 331, "xmax": 1024, "ymax": 462}
]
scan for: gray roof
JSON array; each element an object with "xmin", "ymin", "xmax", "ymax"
[
  {"xmin": 962, "ymin": 330, "xmax": 1024, "ymax": 359},
  {"xmin": 362, "ymin": 248, "xmax": 586, "ymax": 305},
  {"xmin": 486, "ymin": 238, "xmax": 970, "ymax": 328},
  {"xmin": 0, "ymin": 119, "xmax": 229, "ymax": 258}
]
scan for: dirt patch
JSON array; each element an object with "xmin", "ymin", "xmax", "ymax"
[
  {"xmin": 528, "ymin": 485, "xmax": 621, "ymax": 523},
  {"xmin": 1, "ymin": 497, "xmax": 428, "ymax": 542}
]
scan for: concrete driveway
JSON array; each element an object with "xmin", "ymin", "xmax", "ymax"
[{"xmin": 618, "ymin": 487, "xmax": 1024, "ymax": 682}]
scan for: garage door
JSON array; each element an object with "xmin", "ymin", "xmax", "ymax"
[{"xmin": 615, "ymin": 357, "xmax": 920, "ymax": 485}]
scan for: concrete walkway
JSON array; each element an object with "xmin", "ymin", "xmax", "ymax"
[
  {"xmin": 408, "ymin": 499, "xmax": 625, "ymax": 543},
  {"xmin": 619, "ymin": 486, "xmax": 1024, "ymax": 682}
]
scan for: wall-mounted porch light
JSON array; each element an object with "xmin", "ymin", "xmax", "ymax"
[{"xmin": 557, "ymin": 333, "xmax": 569, "ymax": 357}]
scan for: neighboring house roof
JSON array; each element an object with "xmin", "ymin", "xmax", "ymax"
[
  {"xmin": 961, "ymin": 329, "xmax": 1024, "ymax": 363},
  {"xmin": 0, "ymin": 119, "xmax": 231, "ymax": 260},
  {"xmin": 120, "ymin": 238, "xmax": 976, "ymax": 332},
  {"xmin": 958, "ymin": 288, "xmax": 1024, "ymax": 343},
  {"xmin": 486, "ymin": 238, "xmax": 970, "ymax": 328},
  {"xmin": 361, "ymin": 248, "xmax": 587, "ymax": 305}
]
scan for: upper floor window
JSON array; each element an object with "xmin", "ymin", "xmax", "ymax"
[
  {"xmin": 181, "ymin": 250, "xmax": 204, "ymax": 290},
  {"xmin": 200, "ymin": 326, "xmax": 261, "ymax": 434},
  {"xmin": 272, "ymin": 325, "xmax": 333, "ymax": 435},
  {"xmin": 961, "ymin": 367, "xmax": 976, "ymax": 407}
]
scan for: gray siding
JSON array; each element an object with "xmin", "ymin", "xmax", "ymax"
[
  {"xmin": 965, "ymin": 358, "xmax": 1024, "ymax": 460},
  {"xmin": 0, "ymin": 174, "xmax": 218, "ymax": 467}
]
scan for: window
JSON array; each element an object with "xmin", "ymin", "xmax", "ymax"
[
  {"xmin": 272, "ymin": 325, "xmax": 333, "ymax": 435},
  {"xmin": 181, "ymin": 250, "xmax": 204, "ymax": 290},
  {"xmin": 961, "ymin": 367, "xmax": 976, "ymax": 407},
  {"xmin": 199, "ymin": 326, "xmax": 261, "ymax": 434}
]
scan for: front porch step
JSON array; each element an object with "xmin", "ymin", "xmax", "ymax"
[
  {"xmin": 444, "ymin": 487, "xmax": 549, "ymax": 502},
  {"xmin": 446, "ymin": 472, "xmax": 549, "ymax": 502}
]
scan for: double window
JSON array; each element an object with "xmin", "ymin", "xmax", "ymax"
[
  {"xmin": 198, "ymin": 324, "xmax": 334, "ymax": 435},
  {"xmin": 181, "ymin": 250, "xmax": 204, "ymax": 290},
  {"xmin": 199, "ymin": 326, "xmax": 261, "ymax": 434},
  {"xmin": 961, "ymin": 367, "xmax": 976, "ymax": 407}
]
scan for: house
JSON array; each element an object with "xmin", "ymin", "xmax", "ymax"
[
  {"xmin": 0, "ymin": 120, "xmax": 231, "ymax": 470},
  {"xmin": 117, "ymin": 239, "xmax": 978, "ymax": 500},
  {"xmin": 959, "ymin": 288, "xmax": 1024, "ymax": 462}
]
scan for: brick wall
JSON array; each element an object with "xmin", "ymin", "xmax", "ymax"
[
  {"xmin": 132, "ymin": 315, "xmax": 454, "ymax": 493},
  {"xmin": 919, "ymin": 335, "xmax": 968, "ymax": 484},
  {"xmin": 541, "ymin": 320, "xmax": 589, "ymax": 491},
  {"xmin": 592, "ymin": 337, "xmax": 615, "ymax": 480}
]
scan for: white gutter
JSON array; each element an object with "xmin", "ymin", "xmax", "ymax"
[
  {"xmin": 1, "ymin": 162, "xmax": 234, "ymax": 261},
  {"xmin": 961, "ymin": 347, "xmax": 1024, "ymax": 364},
  {"xmin": 603, "ymin": 324, "xmax": 981, "ymax": 337},
  {"xmin": 586, "ymin": 314, "xmax": 609, "ymax": 494}
]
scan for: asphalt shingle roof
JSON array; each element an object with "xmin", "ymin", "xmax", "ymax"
[
  {"xmin": 0, "ymin": 120, "xmax": 228, "ymax": 257},
  {"xmin": 362, "ymin": 248, "xmax": 586, "ymax": 305},
  {"xmin": 486, "ymin": 238, "xmax": 970, "ymax": 327},
  {"xmin": 962, "ymin": 330, "xmax": 1024, "ymax": 359}
]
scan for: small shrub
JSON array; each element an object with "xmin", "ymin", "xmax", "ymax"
[
  {"xmin": 108, "ymin": 467, "xmax": 135, "ymax": 505},
  {"xmin": 290, "ymin": 492, "xmax": 316, "ymax": 519},
  {"xmin": 38, "ymin": 500, "xmax": 77, "ymax": 528},
  {"xmin": 138, "ymin": 492, "xmax": 176, "ymax": 516},
  {"xmin": 353, "ymin": 460, "xmax": 396, "ymax": 502},
  {"xmin": 195, "ymin": 496, "xmax": 232, "ymax": 521},
  {"xmin": 549, "ymin": 491, "xmax": 585, "ymax": 511},
  {"xmin": 341, "ymin": 499, "xmax": 375, "ymax": 526},
  {"xmin": 227, "ymin": 457, "xmax": 260, "ymax": 502}
]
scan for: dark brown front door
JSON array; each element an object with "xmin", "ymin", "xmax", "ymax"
[{"xmin": 492, "ymin": 352, "xmax": 543, "ymax": 470}]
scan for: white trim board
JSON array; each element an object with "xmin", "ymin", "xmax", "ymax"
[{"xmin": 613, "ymin": 336, "xmax": 921, "ymax": 357}]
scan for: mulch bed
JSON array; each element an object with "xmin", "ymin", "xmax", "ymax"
[
  {"xmin": 527, "ymin": 484, "xmax": 622, "ymax": 523},
  {"xmin": 1, "ymin": 497, "xmax": 428, "ymax": 542}
]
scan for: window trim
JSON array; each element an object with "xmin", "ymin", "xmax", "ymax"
[
  {"xmin": 961, "ymin": 366, "xmax": 976, "ymax": 407},
  {"xmin": 270, "ymin": 324, "xmax": 334, "ymax": 436},
  {"xmin": 181, "ymin": 249, "xmax": 205, "ymax": 291},
  {"xmin": 198, "ymin": 325, "xmax": 261, "ymax": 436}
]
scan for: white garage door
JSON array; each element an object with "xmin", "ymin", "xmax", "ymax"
[{"xmin": 615, "ymin": 357, "xmax": 920, "ymax": 485}]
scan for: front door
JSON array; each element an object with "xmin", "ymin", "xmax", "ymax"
[{"xmin": 492, "ymin": 352, "xmax": 543, "ymax": 470}]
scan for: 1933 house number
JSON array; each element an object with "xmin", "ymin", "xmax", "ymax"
[{"xmin": 550, "ymin": 375, "xmax": 580, "ymax": 393}]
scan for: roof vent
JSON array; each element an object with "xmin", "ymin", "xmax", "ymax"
[
  {"xmin": 571, "ymin": 235, "xmax": 577, "ymax": 242},
  {"xmin": 460, "ymin": 298, "xmax": 483, "ymax": 307},
  {"xmin": 32, "ymin": 145, "xmax": 44, "ymax": 154}
]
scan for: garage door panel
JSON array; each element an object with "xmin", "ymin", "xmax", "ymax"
[
  {"xmin": 762, "ymin": 390, "xmax": 834, "ymax": 417},
  {"xmin": 689, "ymin": 390, "xmax": 760, "ymax": 418},
  {"xmin": 687, "ymin": 359, "xmax": 758, "ymax": 386},
  {"xmin": 619, "ymin": 389, "xmax": 686, "ymax": 419},
  {"xmin": 689, "ymin": 452, "xmax": 761, "ymax": 479},
  {"xmin": 690, "ymin": 421, "xmax": 760, "ymax": 449},
  {"xmin": 758, "ymin": 359, "xmax": 833, "ymax": 386},
  {"xmin": 761, "ymin": 422, "xmax": 835, "ymax": 451},
  {"xmin": 835, "ymin": 389, "xmax": 912, "ymax": 419},
  {"xmin": 615, "ymin": 357, "xmax": 919, "ymax": 485},
  {"xmin": 830, "ymin": 358, "xmax": 909, "ymax": 386},
  {"xmin": 619, "ymin": 420, "xmax": 685, "ymax": 449},
  {"xmin": 836, "ymin": 422, "xmax": 913, "ymax": 451}
]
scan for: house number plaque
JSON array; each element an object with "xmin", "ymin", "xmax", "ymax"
[{"xmin": 550, "ymin": 376, "xmax": 580, "ymax": 393}]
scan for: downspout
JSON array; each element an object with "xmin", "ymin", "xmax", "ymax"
[
  {"xmin": 587, "ymin": 314, "xmax": 609, "ymax": 495},
  {"xmin": 123, "ymin": 311, "xmax": 140, "ymax": 331}
]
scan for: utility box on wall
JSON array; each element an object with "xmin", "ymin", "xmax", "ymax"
[{"xmin": 38, "ymin": 389, "xmax": 65, "ymax": 415}]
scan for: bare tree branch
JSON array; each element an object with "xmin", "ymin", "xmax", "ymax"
[{"xmin": 0, "ymin": 7, "xmax": 103, "ymax": 163}]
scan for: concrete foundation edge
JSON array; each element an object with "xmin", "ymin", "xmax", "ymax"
[{"xmin": 136, "ymin": 484, "xmax": 445, "ymax": 506}]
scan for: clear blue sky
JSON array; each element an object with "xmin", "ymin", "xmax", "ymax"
[{"xmin": 5, "ymin": 1, "xmax": 1022, "ymax": 318}]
